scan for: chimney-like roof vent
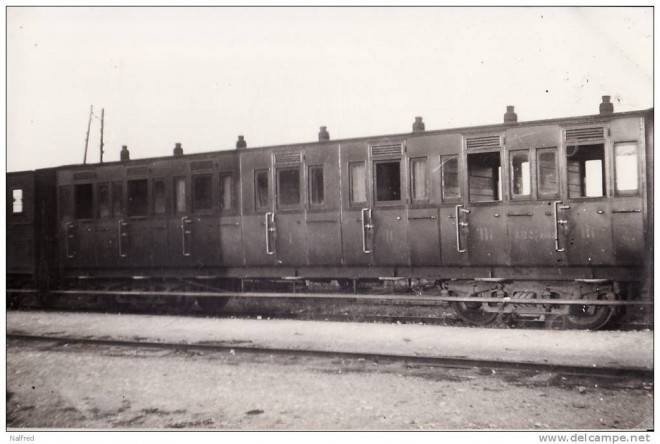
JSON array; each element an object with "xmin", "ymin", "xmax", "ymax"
[
  {"xmin": 318, "ymin": 126, "xmax": 330, "ymax": 141},
  {"xmin": 504, "ymin": 105, "xmax": 517, "ymax": 123},
  {"xmin": 412, "ymin": 116, "xmax": 425, "ymax": 132},
  {"xmin": 236, "ymin": 135, "xmax": 247, "ymax": 149},
  {"xmin": 599, "ymin": 95, "xmax": 614, "ymax": 115},
  {"xmin": 173, "ymin": 142, "xmax": 183, "ymax": 156},
  {"xmin": 120, "ymin": 145, "xmax": 130, "ymax": 161}
]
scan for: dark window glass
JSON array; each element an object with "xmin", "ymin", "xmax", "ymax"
[
  {"xmin": 537, "ymin": 148, "xmax": 558, "ymax": 197},
  {"xmin": 375, "ymin": 161, "xmax": 401, "ymax": 202},
  {"xmin": 219, "ymin": 174, "xmax": 233, "ymax": 211},
  {"xmin": 349, "ymin": 162, "xmax": 366, "ymax": 204},
  {"xmin": 98, "ymin": 183, "xmax": 110, "ymax": 219},
  {"xmin": 255, "ymin": 170, "xmax": 269, "ymax": 209},
  {"xmin": 309, "ymin": 166, "xmax": 324, "ymax": 206},
  {"xmin": 410, "ymin": 158, "xmax": 428, "ymax": 201},
  {"xmin": 74, "ymin": 183, "xmax": 94, "ymax": 219},
  {"xmin": 112, "ymin": 183, "xmax": 123, "ymax": 217},
  {"xmin": 614, "ymin": 142, "xmax": 639, "ymax": 193},
  {"xmin": 442, "ymin": 155, "xmax": 460, "ymax": 200},
  {"xmin": 12, "ymin": 189, "xmax": 23, "ymax": 214},
  {"xmin": 193, "ymin": 175, "xmax": 213, "ymax": 212},
  {"xmin": 277, "ymin": 168, "xmax": 300, "ymax": 207},
  {"xmin": 567, "ymin": 144, "xmax": 605, "ymax": 198},
  {"xmin": 468, "ymin": 152, "xmax": 501, "ymax": 202},
  {"xmin": 153, "ymin": 179, "xmax": 166, "ymax": 214},
  {"xmin": 173, "ymin": 177, "xmax": 186, "ymax": 214},
  {"xmin": 60, "ymin": 186, "xmax": 73, "ymax": 220},
  {"xmin": 127, "ymin": 179, "xmax": 148, "ymax": 217},
  {"xmin": 510, "ymin": 151, "xmax": 531, "ymax": 198}
]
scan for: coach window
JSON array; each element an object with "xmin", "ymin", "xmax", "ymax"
[
  {"xmin": 375, "ymin": 161, "xmax": 401, "ymax": 203},
  {"xmin": 614, "ymin": 142, "xmax": 639, "ymax": 194},
  {"xmin": 537, "ymin": 148, "xmax": 558, "ymax": 198},
  {"xmin": 567, "ymin": 144, "xmax": 605, "ymax": 198},
  {"xmin": 60, "ymin": 186, "xmax": 73, "ymax": 220},
  {"xmin": 349, "ymin": 162, "xmax": 367, "ymax": 205},
  {"xmin": 277, "ymin": 168, "xmax": 301, "ymax": 208},
  {"xmin": 410, "ymin": 158, "xmax": 428, "ymax": 202},
  {"xmin": 98, "ymin": 183, "xmax": 110, "ymax": 219},
  {"xmin": 219, "ymin": 174, "xmax": 233, "ymax": 211},
  {"xmin": 510, "ymin": 151, "xmax": 531, "ymax": 199},
  {"xmin": 441, "ymin": 155, "xmax": 460, "ymax": 200},
  {"xmin": 112, "ymin": 182, "xmax": 123, "ymax": 218},
  {"xmin": 127, "ymin": 179, "xmax": 148, "ymax": 217},
  {"xmin": 153, "ymin": 179, "xmax": 166, "ymax": 215},
  {"xmin": 74, "ymin": 183, "xmax": 94, "ymax": 219},
  {"xmin": 193, "ymin": 175, "xmax": 213, "ymax": 212},
  {"xmin": 255, "ymin": 170, "xmax": 269, "ymax": 210},
  {"xmin": 12, "ymin": 189, "xmax": 23, "ymax": 214},
  {"xmin": 309, "ymin": 166, "xmax": 324, "ymax": 207},
  {"xmin": 468, "ymin": 152, "xmax": 501, "ymax": 202},
  {"xmin": 173, "ymin": 177, "xmax": 187, "ymax": 214}
]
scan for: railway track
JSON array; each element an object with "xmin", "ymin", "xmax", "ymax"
[{"xmin": 7, "ymin": 333, "xmax": 653, "ymax": 380}]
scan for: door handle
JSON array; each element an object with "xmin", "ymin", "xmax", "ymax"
[
  {"xmin": 361, "ymin": 208, "xmax": 373, "ymax": 254},
  {"xmin": 181, "ymin": 216, "xmax": 192, "ymax": 257},
  {"xmin": 66, "ymin": 222, "xmax": 76, "ymax": 258},
  {"xmin": 265, "ymin": 212, "xmax": 276, "ymax": 255},
  {"xmin": 455, "ymin": 205, "xmax": 469, "ymax": 253},
  {"xmin": 118, "ymin": 220, "xmax": 128, "ymax": 257},
  {"xmin": 553, "ymin": 201, "xmax": 566, "ymax": 252}
]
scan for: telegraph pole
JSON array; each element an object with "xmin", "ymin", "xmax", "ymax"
[
  {"xmin": 99, "ymin": 108, "xmax": 105, "ymax": 164},
  {"xmin": 83, "ymin": 105, "xmax": 93, "ymax": 164}
]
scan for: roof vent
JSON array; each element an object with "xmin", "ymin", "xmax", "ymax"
[
  {"xmin": 504, "ymin": 106, "xmax": 517, "ymax": 123},
  {"xmin": 599, "ymin": 95, "xmax": 614, "ymax": 115},
  {"xmin": 318, "ymin": 126, "xmax": 330, "ymax": 141},
  {"xmin": 236, "ymin": 135, "xmax": 247, "ymax": 149},
  {"xmin": 173, "ymin": 142, "xmax": 183, "ymax": 156},
  {"xmin": 120, "ymin": 145, "xmax": 130, "ymax": 161},
  {"xmin": 412, "ymin": 116, "xmax": 425, "ymax": 132}
]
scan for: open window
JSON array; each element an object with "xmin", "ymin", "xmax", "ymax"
[
  {"xmin": 567, "ymin": 144, "xmax": 605, "ymax": 198},
  {"xmin": 349, "ymin": 162, "xmax": 366, "ymax": 205},
  {"xmin": 74, "ymin": 183, "xmax": 94, "ymax": 219},
  {"xmin": 510, "ymin": 151, "xmax": 531, "ymax": 199},
  {"xmin": 308, "ymin": 166, "xmax": 324, "ymax": 207},
  {"xmin": 192, "ymin": 175, "xmax": 213, "ymax": 212},
  {"xmin": 374, "ymin": 160, "xmax": 401, "ymax": 203},
  {"xmin": 441, "ymin": 155, "xmax": 460, "ymax": 200},
  {"xmin": 277, "ymin": 168, "xmax": 301, "ymax": 208},
  {"xmin": 614, "ymin": 142, "xmax": 639, "ymax": 194},
  {"xmin": 410, "ymin": 158, "xmax": 428, "ymax": 202},
  {"xmin": 12, "ymin": 189, "xmax": 23, "ymax": 214},
  {"xmin": 127, "ymin": 179, "xmax": 148, "ymax": 217},
  {"xmin": 468, "ymin": 152, "xmax": 501, "ymax": 202}
]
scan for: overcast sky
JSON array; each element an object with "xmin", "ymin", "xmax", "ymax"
[{"xmin": 6, "ymin": 6, "xmax": 653, "ymax": 172}]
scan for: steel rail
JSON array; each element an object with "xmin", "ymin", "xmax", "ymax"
[
  {"xmin": 45, "ymin": 289, "xmax": 653, "ymax": 306},
  {"xmin": 7, "ymin": 333, "xmax": 652, "ymax": 380}
]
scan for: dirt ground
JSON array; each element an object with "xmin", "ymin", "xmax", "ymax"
[{"xmin": 7, "ymin": 338, "xmax": 653, "ymax": 430}]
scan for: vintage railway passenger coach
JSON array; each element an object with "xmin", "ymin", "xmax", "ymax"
[{"xmin": 7, "ymin": 96, "xmax": 653, "ymax": 329}]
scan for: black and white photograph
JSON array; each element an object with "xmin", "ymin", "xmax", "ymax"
[{"xmin": 4, "ymin": 5, "xmax": 654, "ymax": 441}]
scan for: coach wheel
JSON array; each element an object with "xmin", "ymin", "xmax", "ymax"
[
  {"xmin": 197, "ymin": 296, "xmax": 230, "ymax": 314},
  {"xmin": 563, "ymin": 292, "xmax": 614, "ymax": 330},
  {"xmin": 451, "ymin": 297, "xmax": 498, "ymax": 327}
]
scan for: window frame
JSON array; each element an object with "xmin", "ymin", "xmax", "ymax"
[
  {"xmin": 348, "ymin": 161, "xmax": 367, "ymax": 206},
  {"xmin": 509, "ymin": 149, "xmax": 532, "ymax": 201},
  {"xmin": 11, "ymin": 188, "xmax": 24, "ymax": 215},
  {"xmin": 308, "ymin": 165, "xmax": 325, "ymax": 208},
  {"xmin": 254, "ymin": 169, "xmax": 270, "ymax": 212},
  {"xmin": 276, "ymin": 166, "xmax": 302, "ymax": 210},
  {"xmin": 467, "ymin": 150, "xmax": 502, "ymax": 204},
  {"xmin": 409, "ymin": 157, "xmax": 429, "ymax": 204},
  {"xmin": 566, "ymin": 143, "xmax": 607, "ymax": 200},
  {"xmin": 373, "ymin": 159, "xmax": 403, "ymax": 205},
  {"xmin": 219, "ymin": 172, "xmax": 235, "ymax": 213},
  {"xmin": 126, "ymin": 178, "xmax": 149, "ymax": 218},
  {"xmin": 152, "ymin": 178, "xmax": 167, "ymax": 216},
  {"xmin": 441, "ymin": 154, "xmax": 461, "ymax": 203},
  {"xmin": 97, "ymin": 182, "xmax": 111, "ymax": 219},
  {"xmin": 74, "ymin": 183, "xmax": 94, "ymax": 220},
  {"xmin": 613, "ymin": 141, "xmax": 640, "ymax": 196},
  {"xmin": 192, "ymin": 174, "xmax": 214, "ymax": 213},
  {"xmin": 536, "ymin": 147, "xmax": 559, "ymax": 200},
  {"xmin": 173, "ymin": 176, "xmax": 188, "ymax": 215}
]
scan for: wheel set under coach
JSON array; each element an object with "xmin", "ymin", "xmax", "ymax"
[{"xmin": 7, "ymin": 96, "xmax": 653, "ymax": 330}]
